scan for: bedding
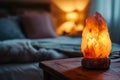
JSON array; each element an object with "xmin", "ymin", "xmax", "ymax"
[
  {"xmin": 0, "ymin": 63, "xmax": 43, "ymax": 80},
  {"xmin": 0, "ymin": 36, "xmax": 81, "ymax": 80},
  {"xmin": 0, "ymin": 36, "xmax": 120, "ymax": 64},
  {"xmin": 0, "ymin": 36, "xmax": 120, "ymax": 80},
  {"xmin": 0, "ymin": 36, "xmax": 81, "ymax": 63}
]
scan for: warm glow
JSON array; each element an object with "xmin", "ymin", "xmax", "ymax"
[
  {"xmin": 57, "ymin": 21, "xmax": 76, "ymax": 35},
  {"xmin": 52, "ymin": 0, "xmax": 90, "ymax": 12},
  {"xmin": 51, "ymin": 0, "xmax": 90, "ymax": 35},
  {"xmin": 81, "ymin": 12, "xmax": 112, "ymax": 58},
  {"xmin": 75, "ymin": 0, "xmax": 90, "ymax": 11},
  {"xmin": 75, "ymin": 24, "xmax": 84, "ymax": 31},
  {"xmin": 52, "ymin": 0, "xmax": 75, "ymax": 12},
  {"xmin": 66, "ymin": 12, "xmax": 79, "ymax": 21}
]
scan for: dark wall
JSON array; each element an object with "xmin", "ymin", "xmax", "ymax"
[
  {"xmin": 0, "ymin": 0, "xmax": 51, "ymax": 3},
  {"xmin": 0, "ymin": 0, "xmax": 51, "ymax": 14}
]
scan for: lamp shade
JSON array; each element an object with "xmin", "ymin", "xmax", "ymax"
[
  {"xmin": 52, "ymin": 0, "xmax": 90, "ymax": 12},
  {"xmin": 51, "ymin": 0, "xmax": 91, "ymax": 36}
]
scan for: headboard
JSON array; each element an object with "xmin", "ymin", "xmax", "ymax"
[{"xmin": 0, "ymin": 1, "xmax": 51, "ymax": 15}]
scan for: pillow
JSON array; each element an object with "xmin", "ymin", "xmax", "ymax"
[
  {"xmin": 0, "ymin": 17, "xmax": 25, "ymax": 40},
  {"xmin": 21, "ymin": 12, "xmax": 58, "ymax": 38}
]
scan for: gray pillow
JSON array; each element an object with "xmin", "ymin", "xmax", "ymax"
[
  {"xmin": 21, "ymin": 12, "xmax": 58, "ymax": 38},
  {"xmin": 0, "ymin": 17, "xmax": 25, "ymax": 40}
]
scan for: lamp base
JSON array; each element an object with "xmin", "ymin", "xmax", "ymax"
[{"xmin": 81, "ymin": 57, "xmax": 110, "ymax": 70}]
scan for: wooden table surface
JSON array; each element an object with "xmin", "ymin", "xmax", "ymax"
[{"xmin": 40, "ymin": 58, "xmax": 120, "ymax": 80}]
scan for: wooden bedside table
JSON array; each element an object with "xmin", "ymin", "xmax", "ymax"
[{"xmin": 39, "ymin": 58, "xmax": 120, "ymax": 80}]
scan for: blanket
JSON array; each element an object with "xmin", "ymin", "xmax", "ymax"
[{"xmin": 0, "ymin": 36, "xmax": 120, "ymax": 63}]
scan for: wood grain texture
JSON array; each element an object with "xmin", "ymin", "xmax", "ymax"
[{"xmin": 40, "ymin": 58, "xmax": 120, "ymax": 80}]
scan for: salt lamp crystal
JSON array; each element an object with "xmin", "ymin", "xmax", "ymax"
[{"xmin": 81, "ymin": 12, "xmax": 112, "ymax": 58}]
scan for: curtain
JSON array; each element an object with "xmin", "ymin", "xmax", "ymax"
[{"xmin": 89, "ymin": 0, "xmax": 120, "ymax": 44}]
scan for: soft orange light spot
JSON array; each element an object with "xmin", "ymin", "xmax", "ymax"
[
  {"xmin": 76, "ymin": 24, "xmax": 84, "ymax": 31},
  {"xmin": 57, "ymin": 21, "xmax": 76, "ymax": 35},
  {"xmin": 81, "ymin": 12, "xmax": 112, "ymax": 58},
  {"xmin": 75, "ymin": 0, "xmax": 90, "ymax": 11},
  {"xmin": 52, "ymin": 0, "xmax": 75, "ymax": 12},
  {"xmin": 66, "ymin": 12, "xmax": 79, "ymax": 21},
  {"xmin": 52, "ymin": 0, "xmax": 90, "ymax": 12}
]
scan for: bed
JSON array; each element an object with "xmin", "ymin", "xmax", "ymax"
[{"xmin": 0, "ymin": 1, "xmax": 82, "ymax": 80}]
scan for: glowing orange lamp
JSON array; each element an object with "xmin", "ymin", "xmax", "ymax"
[{"xmin": 81, "ymin": 12, "xmax": 112, "ymax": 69}]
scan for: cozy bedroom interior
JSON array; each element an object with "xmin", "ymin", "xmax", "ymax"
[{"xmin": 0, "ymin": 0, "xmax": 120, "ymax": 80}]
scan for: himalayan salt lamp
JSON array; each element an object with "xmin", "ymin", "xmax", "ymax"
[{"xmin": 81, "ymin": 12, "xmax": 112, "ymax": 69}]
